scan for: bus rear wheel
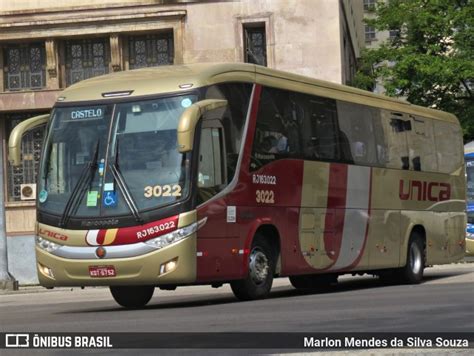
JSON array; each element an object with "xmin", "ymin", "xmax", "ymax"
[
  {"xmin": 230, "ymin": 235, "xmax": 275, "ymax": 301},
  {"xmin": 110, "ymin": 285, "xmax": 155, "ymax": 308},
  {"xmin": 379, "ymin": 233, "xmax": 425, "ymax": 285},
  {"xmin": 399, "ymin": 234, "xmax": 425, "ymax": 284},
  {"xmin": 289, "ymin": 274, "xmax": 337, "ymax": 290}
]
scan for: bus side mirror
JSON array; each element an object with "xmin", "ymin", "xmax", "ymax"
[
  {"xmin": 177, "ymin": 99, "xmax": 227, "ymax": 153},
  {"xmin": 8, "ymin": 114, "xmax": 50, "ymax": 166}
]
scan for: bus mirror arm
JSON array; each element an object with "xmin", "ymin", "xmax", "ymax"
[
  {"xmin": 8, "ymin": 114, "xmax": 50, "ymax": 166},
  {"xmin": 177, "ymin": 99, "xmax": 227, "ymax": 153}
]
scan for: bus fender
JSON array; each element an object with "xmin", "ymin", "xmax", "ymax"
[
  {"xmin": 240, "ymin": 217, "xmax": 274, "ymax": 276},
  {"xmin": 400, "ymin": 221, "xmax": 425, "ymax": 267}
]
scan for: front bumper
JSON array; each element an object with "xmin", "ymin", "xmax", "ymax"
[
  {"xmin": 36, "ymin": 233, "xmax": 197, "ymax": 287},
  {"xmin": 466, "ymin": 238, "xmax": 474, "ymax": 256}
]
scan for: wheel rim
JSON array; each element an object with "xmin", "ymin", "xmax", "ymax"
[
  {"xmin": 410, "ymin": 243, "xmax": 422, "ymax": 275},
  {"xmin": 249, "ymin": 248, "xmax": 269, "ymax": 285}
]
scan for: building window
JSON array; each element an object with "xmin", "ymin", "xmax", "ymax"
[
  {"xmin": 5, "ymin": 113, "xmax": 46, "ymax": 202},
  {"xmin": 65, "ymin": 38, "xmax": 110, "ymax": 86},
  {"xmin": 365, "ymin": 26, "xmax": 376, "ymax": 42},
  {"xmin": 389, "ymin": 29, "xmax": 400, "ymax": 39},
  {"xmin": 243, "ymin": 24, "xmax": 267, "ymax": 66},
  {"xmin": 363, "ymin": 0, "xmax": 376, "ymax": 11},
  {"xmin": 128, "ymin": 33, "xmax": 174, "ymax": 69},
  {"xmin": 3, "ymin": 43, "xmax": 46, "ymax": 91}
]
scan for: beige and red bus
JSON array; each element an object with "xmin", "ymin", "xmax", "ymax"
[{"xmin": 9, "ymin": 63, "xmax": 466, "ymax": 308}]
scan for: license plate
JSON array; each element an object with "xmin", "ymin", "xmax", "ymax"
[{"xmin": 89, "ymin": 265, "xmax": 116, "ymax": 278}]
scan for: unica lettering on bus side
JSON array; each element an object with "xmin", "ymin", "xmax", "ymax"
[{"xmin": 9, "ymin": 63, "xmax": 466, "ymax": 308}]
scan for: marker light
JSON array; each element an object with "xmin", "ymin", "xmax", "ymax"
[
  {"xmin": 101, "ymin": 90, "xmax": 134, "ymax": 98},
  {"xmin": 36, "ymin": 236, "xmax": 62, "ymax": 253},
  {"xmin": 38, "ymin": 263, "xmax": 54, "ymax": 279},
  {"xmin": 160, "ymin": 259, "xmax": 178, "ymax": 275}
]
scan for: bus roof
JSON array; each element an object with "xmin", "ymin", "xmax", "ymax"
[{"xmin": 59, "ymin": 62, "xmax": 459, "ymax": 124}]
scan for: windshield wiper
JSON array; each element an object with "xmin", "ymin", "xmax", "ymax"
[
  {"xmin": 59, "ymin": 140, "xmax": 100, "ymax": 228},
  {"xmin": 108, "ymin": 137, "xmax": 143, "ymax": 224}
]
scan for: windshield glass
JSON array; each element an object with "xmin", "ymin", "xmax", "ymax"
[
  {"xmin": 38, "ymin": 95, "xmax": 196, "ymax": 218},
  {"xmin": 467, "ymin": 158, "xmax": 474, "ymax": 223}
]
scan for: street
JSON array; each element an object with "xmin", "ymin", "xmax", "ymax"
[{"xmin": 1, "ymin": 263, "xmax": 473, "ymax": 334}]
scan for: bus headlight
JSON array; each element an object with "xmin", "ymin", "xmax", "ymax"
[
  {"xmin": 36, "ymin": 236, "xmax": 62, "ymax": 252},
  {"xmin": 144, "ymin": 222, "xmax": 198, "ymax": 250}
]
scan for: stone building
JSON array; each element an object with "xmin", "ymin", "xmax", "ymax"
[
  {"xmin": 362, "ymin": 0, "xmax": 400, "ymax": 95},
  {"xmin": 0, "ymin": 0, "xmax": 364, "ymax": 284}
]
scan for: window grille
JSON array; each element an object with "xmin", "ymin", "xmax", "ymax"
[
  {"xmin": 363, "ymin": 0, "xmax": 376, "ymax": 11},
  {"xmin": 65, "ymin": 39, "xmax": 110, "ymax": 86},
  {"xmin": 129, "ymin": 33, "xmax": 174, "ymax": 69},
  {"xmin": 365, "ymin": 26, "xmax": 377, "ymax": 42},
  {"xmin": 389, "ymin": 30, "xmax": 400, "ymax": 39},
  {"xmin": 5, "ymin": 113, "xmax": 46, "ymax": 201},
  {"xmin": 3, "ymin": 44, "xmax": 46, "ymax": 91},
  {"xmin": 244, "ymin": 24, "xmax": 267, "ymax": 66}
]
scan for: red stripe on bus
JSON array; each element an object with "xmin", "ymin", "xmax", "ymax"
[
  {"xmin": 96, "ymin": 230, "xmax": 107, "ymax": 245},
  {"xmin": 324, "ymin": 163, "xmax": 348, "ymax": 261},
  {"xmin": 113, "ymin": 215, "xmax": 179, "ymax": 245},
  {"xmin": 88, "ymin": 215, "xmax": 179, "ymax": 246}
]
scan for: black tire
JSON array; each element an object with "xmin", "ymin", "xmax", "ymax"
[
  {"xmin": 230, "ymin": 235, "xmax": 276, "ymax": 301},
  {"xmin": 289, "ymin": 274, "xmax": 337, "ymax": 290},
  {"xmin": 399, "ymin": 234, "xmax": 425, "ymax": 284},
  {"xmin": 378, "ymin": 234, "xmax": 425, "ymax": 285},
  {"xmin": 110, "ymin": 285, "xmax": 155, "ymax": 308}
]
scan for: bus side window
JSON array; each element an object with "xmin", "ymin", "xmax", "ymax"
[
  {"xmin": 197, "ymin": 126, "xmax": 226, "ymax": 203},
  {"xmin": 305, "ymin": 99, "xmax": 338, "ymax": 161},
  {"xmin": 376, "ymin": 111, "xmax": 409, "ymax": 170},
  {"xmin": 406, "ymin": 116, "xmax": 437, "ymax": 172},
  {"xmin": 336, "ymin": 100, "xmax": 377, "ymax": 165},
  {"xmin": 434, "ymin": 121, "xmax": 463, "ymax": 174},
  {"xmin": 372, "ymin": 109, "xmax": 389, "ymax": 166},
  {"xmin": 205, "ymin": 83, "xmax": 252, "ymax": 181},
  {"xmin": 250, "ymin": 87, "xmax": 301, "ymax": 171}
]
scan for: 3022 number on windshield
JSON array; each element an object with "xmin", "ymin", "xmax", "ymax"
[
  {"xmin": 256, "ymin": 190, "xmax": 275, "ymax": 204},
  {"xmin": 144, "ymin": 184, "xmax": 182, "ymax": 198}
]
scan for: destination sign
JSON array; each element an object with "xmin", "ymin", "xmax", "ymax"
[{"xmin": 70, "ymin": 108, "xmax": 104, "ymax": 120}]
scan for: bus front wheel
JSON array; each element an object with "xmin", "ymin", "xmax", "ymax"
[
  {"xmin": 231, "ymin": 235, "xmax": 275, "ymax": 301},
  {"xmin": 110, "ymin": 285, "xmax": 155, "ymax": 308}
]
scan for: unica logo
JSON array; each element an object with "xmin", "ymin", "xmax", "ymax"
[
  {"xmin": 399, "ymin": 180, "xmax": 451, "ymax": 202},
  {"xmin": 38, "ymin": 228, "xmax": 68, "ymax": 241}
]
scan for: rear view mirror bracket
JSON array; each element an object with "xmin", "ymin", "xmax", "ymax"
[
  {"xmin": 8, "ymin": 114, "xmax": 50, "ymax": 166},
  {"xmin": 177, "ymin": 99, "xmax": 227, "ymax": 153}
]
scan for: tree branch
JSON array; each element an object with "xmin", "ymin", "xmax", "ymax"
[{"xmin": 461, "ymin": 80, "xmax": 473, "ymax": 98}]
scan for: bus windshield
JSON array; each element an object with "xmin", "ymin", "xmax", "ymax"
[
  {"xmin": 38, "ymin": 95, "xmax": 197, "ymax": 218},
  {"xmin": 466, "ymin": 158, "xmax": 474, "ymax": 223}
]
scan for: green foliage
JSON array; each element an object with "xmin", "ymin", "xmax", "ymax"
[{"xmin": 354, "ymin": 0, "xmax": 474, "ymax": 142}]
